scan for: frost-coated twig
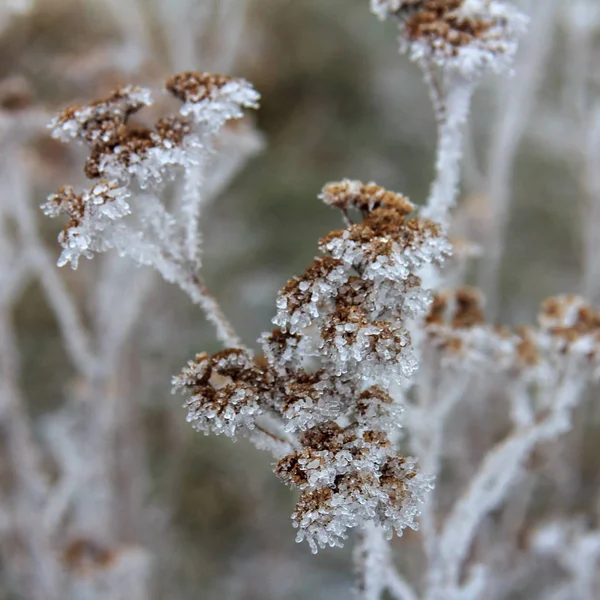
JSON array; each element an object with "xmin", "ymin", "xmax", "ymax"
[
  {"xmin": 7, "ymin": 158, "xmax": 97, "ymax": 378},
  {"xmin": 184, "ymin": 270, "xmax": 245, "ymax": 349},
  {"xmin": 182, "ymin": 151, "xmax": 206, "ymax": 265},
  {"xmin": 419, "ymin": 58, "xmax": 446, "ymax": 123},
  {"xmin": 355, "ymin": 524, "xmax": 418, "ymax": 600},
  {"xmin": 0, "ymin": 305, "xmax": 61, "ymax": 600},
  {"xmin": 407, "ymin": 368, "xmax": 470, "ymax": 563},
  {"xmin": 433, "ymin": 366, "xmax": 585, "ymax": 595},
  {"xmin": 423, "ymin": 72, "xmax": 475, "ymax": 227}
]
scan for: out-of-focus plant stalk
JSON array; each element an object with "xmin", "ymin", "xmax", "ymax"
[{"xmin": 477, "ymin": 0, "xmax": 560, "ymax": 318}]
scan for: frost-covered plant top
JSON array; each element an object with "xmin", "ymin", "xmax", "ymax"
[
  {"xmin": 371, "ymin": 0, "xmax": 527, "ymax": 76},
  {"xmin": 174, "ymin": 180, "xmax": 449, "ymax": 551},
  {"xmin": 43, "ymin": 72, "xmax": 259, "ymax": 270}
]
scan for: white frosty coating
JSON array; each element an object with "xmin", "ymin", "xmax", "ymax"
[
  {"xmin": 294, "ymin": 457, "xmax": 433, "ymax": 554},
  {"xmin": 184, "ymin": 385, "xmax": 262, "ymax": 437},
  {"xmin": 42, "ymin": 181, "xmax": 131, "ymax": 269},
  {"xmin": 174, "ymin": 351, "xmax": 265, "ymax": 438},
  {"xmin": 179, "ymin": 78, "xmax": 260, "ymax": 131},
  {"xmin": 370, "ymin": 0, "xmax": 420, "ymax": 21},
  {"xmin": 372, "ymin": 0, "xmax": 528, "ymax": 78},
  {"xmin": 319, "ymin": 322, "xmax": 418, "ymax": 384},
  {"xmin": 273, "ymin": 263, "xmax": 350, "ymax": 334},
  {"xmin": 320, "ymin": 228, "xmax": 452, "ymax": 283},
  {"xmin": 280, "ymin": 379, "xmax": 343, "ymax": 432},
  {"xmin": 48, "ymin": 85, "xmax": 154, "ymax": 144},
  {"xmin": 99, "ymin": 135, "xmax": 203, "ymax": 190}
]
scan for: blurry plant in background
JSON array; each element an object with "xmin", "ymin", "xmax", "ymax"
[{"xmin": 1, "ymin": 0, "xmax": 600, "ymax": 599}]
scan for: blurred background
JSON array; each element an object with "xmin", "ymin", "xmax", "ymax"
[{"xmin": 0, "ymin": 0, "xmax": 598, "ymax": 598}]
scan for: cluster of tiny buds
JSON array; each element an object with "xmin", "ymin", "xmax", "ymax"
[
  {"xmin": 275, "ymin": 420, "xmax": 431, "ymax": 553},
  {"xmin": 175, "ymin": 180, "xmax": 447, "ymax": 551},
  {"xmin": 48, "ymin": 71, "xmax": 257, "ymax": 184},
  {"xmin": 424, "ymin": 288, "xmax": 600, "ymax": 377},
  {"xmin": 371, "ymin": 0, "xmax": 528, "ymax": 76}
]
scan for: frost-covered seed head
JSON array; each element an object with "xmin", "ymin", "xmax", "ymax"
[{"xmin": 371, "ymin": 0, "xmax": 528, "ymax": 77}]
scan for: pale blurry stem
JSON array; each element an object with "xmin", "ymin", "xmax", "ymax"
[
  {"xmin": 94, "ymin": 258, "xmax": 154, "ymax": 361},
  {"xmin": 581, "ymin": 107, "xmax": 600, "ymax": 303},
  {"xmin": 117, "ymin": 230, "xmax": 244, "ymax": 348},
  {"xmin": 420, "ymin": 59, "xmax": 445, "ymax": 123},
  {"xmin": 408, "ymin": 369, "xmax": 469, "ymax": 565},
  {"xmin": 423, "ymin": 69, "xmax": 474, "ymax": 227},
  {"xmin": 477, "ymin": 0, "xmax": 559, "ymax": 318},
  {"xmin": 9, "ymin": 157, "xmax": 97, "ymax": 378},
  {"xmin": 431, "ymin": 366, "xmax": 584, "ymax": 597},
  {"xmin": 213, "ymin": 0, "xmax": 249, "ymax": 73},
  {"xmin": 461, "ymin": 116, "xmax": 486, "ymax": 196},
  {"xmin": 0, "ymin": 305, "xmax": 60, "ymax": 600},
  {"xmin": 157, "ymin": 0, "xmax": 205, "ymax": 71},
  {"xmin": 101, "ymin": 0, "xmax": 152, "ymax": 67},
  {"xmin": 185, "ymin": 271, "xmax": 245, "ymax": 348},
  {"xmin": 387, "ymin": 567, "xmax": 420, "ymax": 600},
  {"xmin": 355, "ymin": 524, "xmax": 418, "ymax": 600}
]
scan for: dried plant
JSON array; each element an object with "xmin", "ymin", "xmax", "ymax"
[{"xmin": 2, "ymin": 0, "xmax": 600, "ymax": 599}]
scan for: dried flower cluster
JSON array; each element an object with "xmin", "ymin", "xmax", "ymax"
[
  {"xmin": 174, "ymin": 180, "xmax": 450, "ymax": 551},
  {"xmin": 43, "ymin": 72, "xmax": 259, "ymax": 270},
  {"xmin": 425, "ymin": 289, "xmax": 600, "ymax": 378},
  {"xmin": 371, "ymin": 0, "xmax": 528, "ymax": 76}
]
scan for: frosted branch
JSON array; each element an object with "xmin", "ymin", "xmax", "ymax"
[
  {"xmin": 422, "ymin": 74, "xmax": 475, "ymax": 227},
  {"xmin": 8, "ymin": 160, "xmax": 97, "ymax": 377},
  {"xmin": 435, "ymin": 366, "xmax": 585, "ymax": 593},
  {"xmin": 355, "ymin": 524, "xmax": 419, "ymax": 600}
]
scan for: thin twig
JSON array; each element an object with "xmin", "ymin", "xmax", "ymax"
[
  {"xmin": 8, "ymin": 154, "xmax": 97, "ymax": 378},
  {"xmin": 187, "ymin": 271, "xmax": 245, "ymax": 349}
]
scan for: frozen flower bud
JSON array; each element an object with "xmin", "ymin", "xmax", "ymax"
[
  {"xmin": 538, "ymin": 296, "xmax": 600, "ymax": 366},
  {"xmin": 424, "ymin": 287, "xmax": 517, "ymax": 369},
  {"xmin": 173, "ymin": 349, "xmax": 275, "ymax": 438},
  {"xmin": 50, "ymin": 85, "xmax": 153, "ymax": 145},
  {"xmin": 319, "ymin": 207, "xmax": 450, "ymax": 282},
  {"xmin": 372, "ymin": 0, "xmax": 528, "ymax": 77},
  {"xmin": 42, "ymin": 180, "xmax": 131, "ymax": 269},
  {"xmin": 166, "ymin": 71, "xmax": 260, "ymax": 131},
  {"xmin": 320, "ymin": 179, "xmax": 415, "ymax": 216},
  {"xmin": 277, "ymin": 434, "xmax": 431, "ymax": 553}
]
